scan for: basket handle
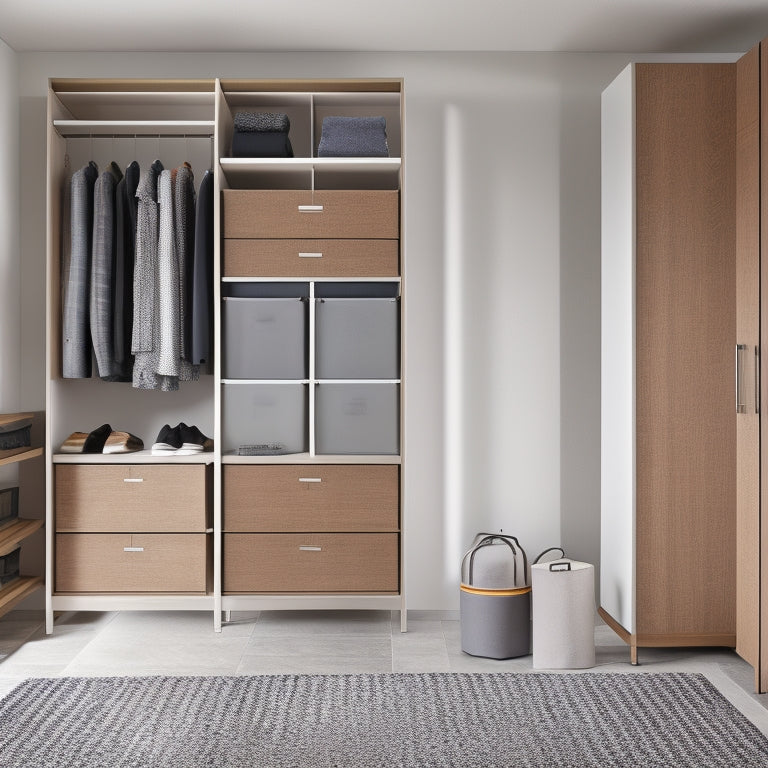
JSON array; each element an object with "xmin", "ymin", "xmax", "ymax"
[{"xmin": 533, "ymin": 546, "xmax": 566, "ymax": 565}]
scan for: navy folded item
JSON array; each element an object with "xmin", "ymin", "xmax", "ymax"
[
  {"xmin": 317, "ymin": 115, "xmax": 389, "ymax": 157},
  {"xmin": 233, "ymin": 112, "xmax": 290, "ymax": 133},
  {"xmin": 231, "ymin": 131, "xmax": 294, "ymax": 158}
]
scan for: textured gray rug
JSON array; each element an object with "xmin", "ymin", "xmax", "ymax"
[{"xmin": 0, "ymin": 672, "xmax": 765, "ymax": 767}]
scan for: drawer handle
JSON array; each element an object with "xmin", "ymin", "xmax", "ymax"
[
  {"xmin": 298, "ymin": 205, "xmax": 323, "ymax": 213},
  {"xmin": 123, "ymin": 547, "xmax": 144, "ymax": 552},
  {"xmin": 298, "ymin": 252, "xmax": 323, "ymax": 258},
  {"xmin": 298, "ymin": 477, "xmax": 322, "ymax": 483},
  {"xmin": 299, "ymin": 546, "xmax": 322, "ymax": 552},
  {"xmin": 123, "ymin": 478, "xmax": 144, "ymax": 483}
]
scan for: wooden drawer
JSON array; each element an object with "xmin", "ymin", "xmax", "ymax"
[
  {"xmin": 223, "ymin": 465, "xmax": 399, "ymax": 532},
  {"xmin": 221, "ymin": 190, "xmax": 399, "ymax": 239},
  {"xmin": 222, "ymin": 239, "xmax": 399, "ymax": 278},
  {"xmin": 55, "ymin": 533, "xmax": 210, "ymax": 593},
  {"xmin": 223, "ymin": 533, "xmax": 398, "ymax": 593},
  {"xmin": 55, "ymin": 464, "xmax": 211, "ymax": 532}
]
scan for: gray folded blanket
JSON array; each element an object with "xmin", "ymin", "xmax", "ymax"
[
  {"xmin": 317, "ymin": 115, "xmax": 389, "ymax": 157},
  {"xmin": 234, "ymin": 112, "xmax": 290, "ymax": 133}
]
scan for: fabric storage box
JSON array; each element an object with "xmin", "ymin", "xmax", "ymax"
[
  {"xmin": 531, "ymin": 557, "xmax": 595, "ymax": 669},
  {"xmin": 223, "ymin": 382, "xmax": 307, "ymax": 455},
  {"xmin": 460, "ymin": 533, "xmax": 531, "ymax": 659},
  {"xmin": 315, "ymin": 297, "xmax": 400, "ymax": 379},
  {"xmin": 0, "ymin": 488, "xmax": 19, "ymax": 527},
  {"xmin": 0, "ymin": 546, "xmax": 21, "ymax": 586},
  {"xmin": 315, "ymin": 383, "xmax": 399, "ymax": 455},
  {"xmin": 0, "ymin": 413, "xmax": 33, "ymax": 460},
  {"xmin": 223, "ymin": 297, "xmax": 307, "ymax": 379}
]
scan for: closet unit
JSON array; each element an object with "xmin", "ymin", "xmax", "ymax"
[
  {"xmin": 216, "ymin": 80, "xmax": 405, "ymax": 629},
  {"xmin": 735, "ymin": 37, "xmax": 768, "ymax": 692},
  {"xmin": 44, "ymin": 77, "xmax": 405, "ymax": 633},
  {"xmin": 45, "ymin": 80, "xmax": 217, "ymax": 634},
  {"xmin": 600, "ymin": 63, "xmax": 736, "ymax": 663}
]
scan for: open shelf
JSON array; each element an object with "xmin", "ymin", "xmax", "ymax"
[
  {"xmin": 0, "ymin": 576, "xmax": 44, "ymax": 620},
  {"xmin": 0, "ymin": 519, "xmax": 44, "ymax": 557},
  {"xmin": 53, "ymin": 450, "xmax": 215, "ymax": 465},
  {"xmin": 53, "ymin": 120, "xmax": 215, "ymax": 137},
  {"xmin": 0, "ymin": 447, "xmax": 43, "ymax": 467}
]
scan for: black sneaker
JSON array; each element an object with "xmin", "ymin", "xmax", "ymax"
[
  {"xmin": 151, "ymin": 424, "xmax": 182, "ymax": 454},
  {"xmin": 178, "ymin": 424, "xmax": 213, "ymax": 453}
]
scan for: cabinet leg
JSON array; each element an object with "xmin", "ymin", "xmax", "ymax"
[
  {"xmin": 630, "ymin": 644, "xmax": 639, "ymax": 666},
  {"xmin": 225, "ymin": 610, "xmax": 231, "ymax": 623}
]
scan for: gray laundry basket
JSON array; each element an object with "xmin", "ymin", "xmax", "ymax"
[
  {"xmin": 460, "ymin": 533, "xmax": 531, "ymax": 659},
  {"xmin": 531, "ymin": 547, "xmax": 595, "ymax": 669}
]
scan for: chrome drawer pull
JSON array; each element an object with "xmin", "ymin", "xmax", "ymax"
[
  {"xmin": 299, "ymin": 546, "xmax": 322, "ymax": 551},
  {"xmin": 298, "ymin": 205, "xmax": 323, "ymax": 213},
  {"xmin": 123, "ymin": 478, "xmax": 144, "ymax": 483},
  {"xmin": 123, "ymin": 547, "xmax": 144, "ymax": 552},
  {"xmin": 298, "ymin": 252, "xmax": 323, "ymax": 258},
  {"xmin": 298, "ymin": 477, "xmax": 322, "ymax": 483}
]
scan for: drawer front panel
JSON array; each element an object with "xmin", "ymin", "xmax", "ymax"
[
  {"xmin": 223, "ymin": 465, "xmax": 399, "ymax": 532},
  {"xmin": 55, "ymin": 465, "xmax": 211, "ymax": 532},
  {"xmin": 223, "ymin": 533, "xmax": 399, "ymax": 593},
  {"xmin": 223, "ymin": 239, "xmax": 399, "ymax": 278},
  {"xmin": 55, "ymin": 533, "xmax": 209, "ymax": 593},
  {"xmin": 222, "ymin": 190, "xmax": 399, "ymax": 239}
]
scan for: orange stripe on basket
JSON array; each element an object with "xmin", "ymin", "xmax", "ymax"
[{"xmin": 460, "ymin": 584, "xmax": 531, "ymax": 597}]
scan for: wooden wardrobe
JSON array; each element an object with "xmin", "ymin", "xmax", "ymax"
[{"xmin": 600, "ymin": 62, "xmax": 737, "ymax": 664}]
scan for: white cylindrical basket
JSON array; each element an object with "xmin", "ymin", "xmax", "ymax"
[{"xmin": 531, "ymin": 559, "xmax": 595, "ymax": 669}]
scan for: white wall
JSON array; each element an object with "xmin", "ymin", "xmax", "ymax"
[
  {"xmin": 15, "ymin": 50, "xmax": 737, "ymax": 611},
  {"xmin": 0, "ymin": 40, "xmax": 19, "ymax": 414}
]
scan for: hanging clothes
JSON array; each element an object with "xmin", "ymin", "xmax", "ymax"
[
  {"xmin": 113, "ymin": 159, "xmax": 140, "ymax": 378},
  {"xmin": 173, "ymin": 162, "xmax": 199, "ymax": 381},
  {"xmin": 192, "ymin": 169, "xmax": 214, "ymax": 367},
  {"xmin": 91, "ymin": 162, "xmax": 126, "ymax": 381},
  {"xmin": 62, "ymin": 160, "xmax": 98, "ymax": 378},
  {"xmin": 132, "ymin": 159, "xmax": 165, "ymax": 391}
]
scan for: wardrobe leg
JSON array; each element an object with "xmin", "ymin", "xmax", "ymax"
[{"xmin": 630, "ymin": 644, "xmax": 639, "ymax": 666}]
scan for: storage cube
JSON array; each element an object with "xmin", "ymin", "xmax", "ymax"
[
  {"xmin": 223, "ymin": 297, "xmax": 307, "ymax": 379},
  {"xmin": 315, "ymin": 298, "xmax": 399, "ymax": 379},
  {"xmin": 0, "ymin": 487, "xmax": 19, "ymax": 527},
  {"xmin": 223, "ymin": 383, "xmax": 308, "ymax": 455},
  {"xmin": 315, "ymin": 383, "xmax": 399, "ymax": 455}
]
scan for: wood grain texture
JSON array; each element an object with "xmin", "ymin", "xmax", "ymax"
[
  {"xmin": 735, "ymin": 43, "xmax": 761, "ymax": 686},
  {"xmin": 761, "ymin": 37, "xmax": 768, "ymax": 695},
  {"xmin": 222, "ymin": 533, "xmax": 399, "ymax": 592},
  {"xmin": 223, "ymin": 465, "xmax": 399, "ymax": 532},
  {"xmin": 55, "ymin": 533, "xmax": 210, "ymax": 593},
  {"xmin": 223, "ymin": 239, "xmax": 400, "ymax": 278},
  {"xmin": 55, "ymin": 464, "xmax": 212, "ymax": 532},
  {"xmin": 221, "ymin": 190, "xmax": 399, "ymax": 239},
  {"xmin": 634, "ymin": 64, "xmax": 736, "ymax": 637}
]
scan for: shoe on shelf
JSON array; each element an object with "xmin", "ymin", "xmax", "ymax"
[
  {"xmin": 151, "ymin": 424, "xmax": 182, "ymax": 454},
  {"xmin": 103, "ymin": 431, "xmax": 144, "ymax": 454},
  {"xmin": 60, "ymin": 431, "xmax": 89, "ymax": 453},
  {"xmin": 178, "ymin": 424, "xmax": 213, "ymax": 452},
  {"xmin": 83, "ymin": 424, "xmax": 112, "ymax": 453}
]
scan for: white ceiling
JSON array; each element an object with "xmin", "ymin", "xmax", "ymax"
[{"xmin": 2, "ymin": 0, "xmax": 767, "ymax": 53}]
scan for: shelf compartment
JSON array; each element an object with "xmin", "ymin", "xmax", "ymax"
[
  {"xmin": 0, "ymin": 447, "xmax": 43, "ymax": 467},
  {"xmin": 222, "ymin": 297, "xmax": 308, "ymax": 379},
  {"xmin": 0, "ymin": 519, "xmax": 43, "ymax": 558},
  {"xmin": 53, "ymin": 120, "xmax": 215, "ymax": 137},
  {"xmin": 222, "ymin": 382, "xmax": 308, "ymax": 456},
  {"xmin": 315, "ymin": 382, "xmax": 399, "ymax": 456},
  {"xmin": 0, "ymin": 576, "xmax": 44, "ymax": 619},
  {"xmin": 315, "ymin": 297, "xmax": 400, "ymax": 379}
]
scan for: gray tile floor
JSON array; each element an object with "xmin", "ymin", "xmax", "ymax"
[{"xmin": 0, "ymin": 609, "xmax": 766, "ymax": 737}]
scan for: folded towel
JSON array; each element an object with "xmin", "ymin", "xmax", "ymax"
[
  {"xmin": 234, "ymin": 112, "xmax": 290, "ymax": 133},
  {"xmin": 231, "ymin": 131, "xmax": 294, "ymax": 158},
  {"xmin": 317, "ymin": 115, "xmax": 389, "ymax": 158}
]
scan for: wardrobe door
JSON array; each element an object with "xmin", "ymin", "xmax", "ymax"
[{"xmin": 736, "ymin": 42, "xmax": 761, "ymax": 692}]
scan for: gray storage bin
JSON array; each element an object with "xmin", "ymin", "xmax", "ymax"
[
  {"xmin": 315, "ymin": 383, "xmax": 399, "ymax": 455},
  {"xmin": 223, "ymin": 297, "xmax": 307, "ymax": 379},
  {"xmin": 315, "ymin": 298, "xmax": 399, "ymax": 379},
  {"xmin": 223, "ymin": 382, "xmax": 308, "ymax": 455}
]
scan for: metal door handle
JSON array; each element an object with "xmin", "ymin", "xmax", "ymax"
[
  {"xmin": 737, "ymin": 344, "xmax": 747, "ymax": 413},
  {"xmin": 298, "ymin": 205, "xmax": 323, "ymax": 212},
  {"xmin": 757, "ymin": 346, "xmax": 761, "ymax": 414},
  {"xmin": 123, "ymin": 547, "xmax": 144, "ymax": 552},
  {"xmin": 299, "ymin": 252, "xmax": 323, "ymax": 258},
  {"xmin": 299, "ymin": 546, "xmax": 322, "ymax": 551},
  {"xmin": 298, "ymin": 477, "xmax": 322, "ymax": 483},
  {"xmin": 123, "ymin": 478, "xmax": 144, "ymax": 483}
]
